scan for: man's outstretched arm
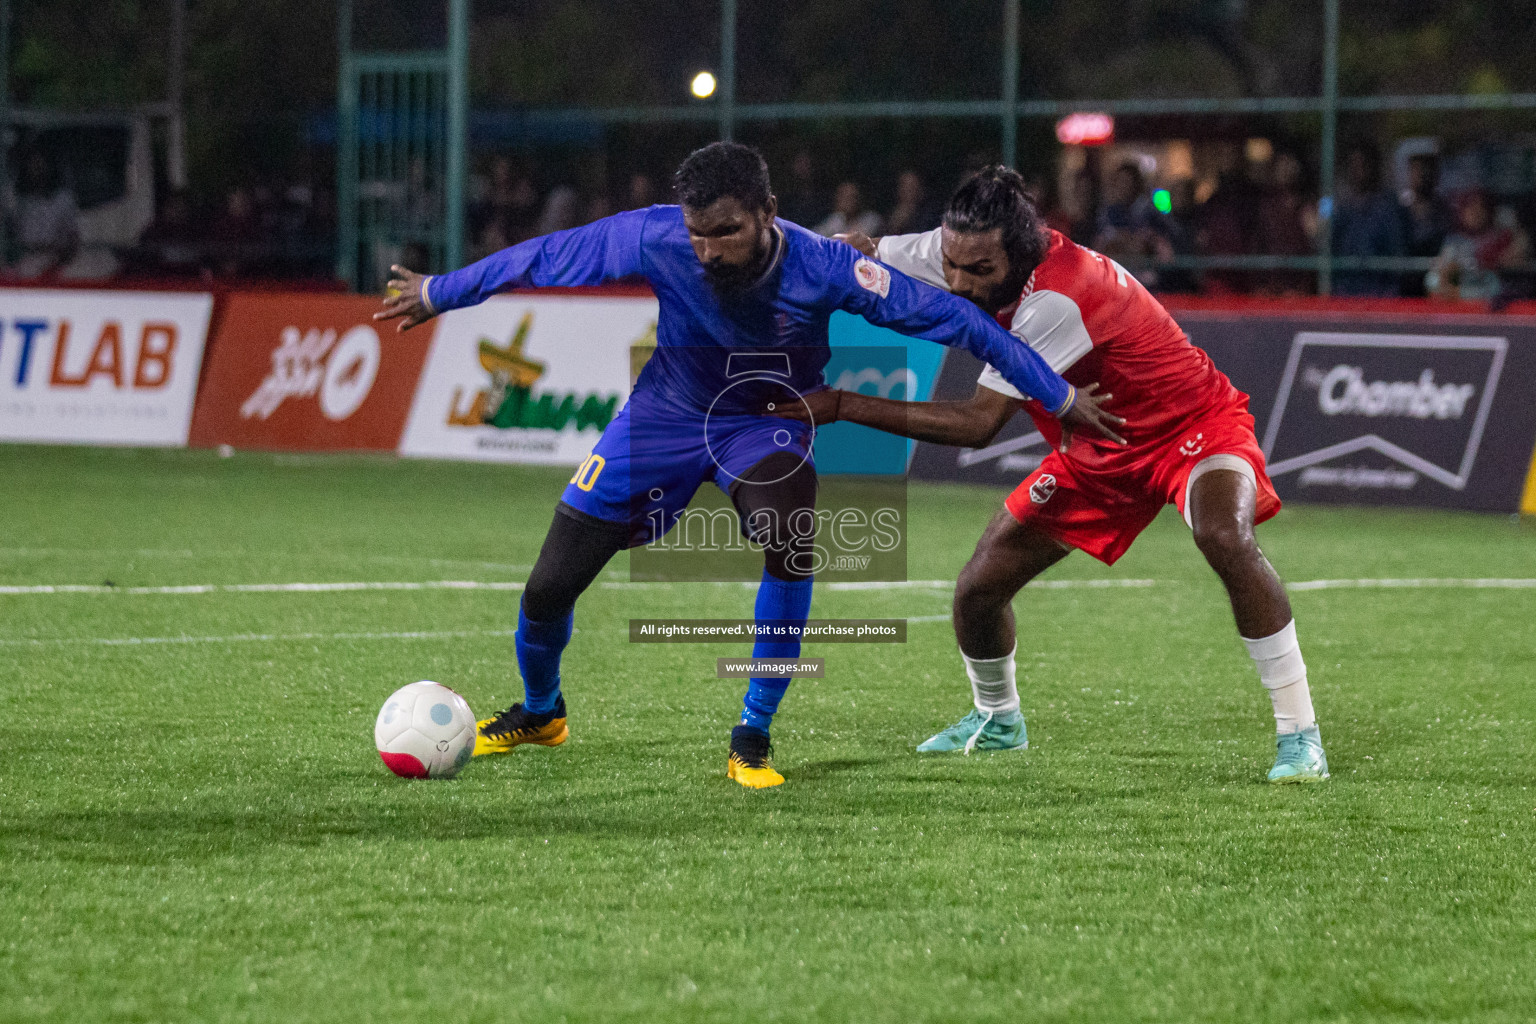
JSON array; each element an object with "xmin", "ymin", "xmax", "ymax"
[
  {"xmin": 775, "ymin": 381, "xmax": 1120, "ymax": 453},
  {"xmin": 824, "ymin": 240, "xmax": 1123, "ymax": 446},
  {"xmin": 790, "ymin": 385, "xmax": 1017, "ymax": 449},
  {"xmin": 376, "ymin": 208, "xmax": 650, "ymax": 330}
]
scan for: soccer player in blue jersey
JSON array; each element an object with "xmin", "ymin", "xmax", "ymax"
[{"xmin": 376, "ymin": 142, "xmax": 1122, "ymax": 787}]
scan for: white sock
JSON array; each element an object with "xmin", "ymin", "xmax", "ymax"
[
  {"xmin": 1242, "ymin": 619, "xmax": 1316, "ymax": 735},
  {"xmin": 962, "ymin": 647, "xmax": 1020, "ymax": 716}
]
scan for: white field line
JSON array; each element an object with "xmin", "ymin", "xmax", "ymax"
[
  {"xmin": 0, "ymin": 628, "xmax": 520, "ymax": 648},
  {"xmin": 1287, "ymin": 577, "xmax": 1536, "ymax": 591},
  {"xmin": 0, "ymin": 547, "xmax": 537, "ymax": 574},
  {"xmin": 2, "ymin": 576, "xmax": 1532, "ymax": 599},
  {"xmin": 6, "ymin": 577, "xmax": 1533, "ymax": 648},
  {"xmin": 603, "ymin": 578, "xmax": 1158, "ymax": 592},
  {"xmin": 0, "ymin": 580, "xmax": 527, "ymax": 596},
  {"xmin": 0, "ymin": 578, "xmax": 1152, "ymax": 597}
]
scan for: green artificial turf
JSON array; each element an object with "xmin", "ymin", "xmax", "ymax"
[{"xmin": 2, "ymin": 444, "xmax": 1534, "ymax": 1023}]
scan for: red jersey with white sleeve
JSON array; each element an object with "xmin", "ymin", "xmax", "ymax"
[{"xmin": 875, "ymin": 227, "xmax": 1280, "ymax": 564}]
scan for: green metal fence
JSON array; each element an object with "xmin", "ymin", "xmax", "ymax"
[
  {"xmin": 338, "ymin": 0, "xmax": 1536, "ymax": 294},
  {"xmin": 336, "ymin": 0, "xmax": 466, "ymax": 292}
]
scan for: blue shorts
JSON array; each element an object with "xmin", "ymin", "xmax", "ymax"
[{"xmin": 560, "ymin": 391, "xmax": 815, "ymax": 548}]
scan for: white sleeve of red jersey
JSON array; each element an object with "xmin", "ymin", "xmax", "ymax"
[
  {"xmin": 976, "ymin": 289, "xmax": 1094, "ymax": 399},
  {"xmin": 877, "ymin": 230, "xmax": 1095, "ymax": 398},
  {"xmin": 874, "ymin": 228, "xmax": 947, "ymax": 290}
]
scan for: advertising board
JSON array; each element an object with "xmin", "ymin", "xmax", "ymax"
[
  {"xmin": 911, "ymin": 311, "xmax": 1536, "ymax": 513},
  {"xmin": 0, "ymin": 289, "xmax": 212, "ymax": 446},
  {"xmin": 1188, "ymin": 315, "xmax": 1536, "ymax": 513},
  {"xmin": 188, "ymin": 294, "xmax": 433, "ymax": 451},
  {"xmin": 399, "ymin": 294, "xmax": 656, "ymax": 464}
]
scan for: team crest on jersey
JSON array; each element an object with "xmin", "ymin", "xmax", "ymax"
[
  {"xmin": 853, "ymin": 258, "xmax": 891, "ymax": 298},
  {"xmin": 1029, "ymin": 473, "xmax": 1057, "ymax": 504},
  {"xmin": 1179, "ymin": 432, "xmax": 1206, "ymax": 457}
]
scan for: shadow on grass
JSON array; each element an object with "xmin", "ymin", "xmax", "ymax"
[
  {"xmin": 785, "ymin": 756, "xmax": 888, "ymax": 781},
  {"xmin": 1, "ymin": 799, "xmax": 716, "ymax": 864},
  {"xmin": 2, "ymin": 755, "xmax": 1158, "ymax": 865}
]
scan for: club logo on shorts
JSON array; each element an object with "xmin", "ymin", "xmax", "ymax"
[
  {"xmin": 1029, "ymin": 473, "xmax": 1057, "ymax": 504},
  {"xmin": 853, "ymin": 258, "xmax": 891, "ymax": 298},
  {"xmin": 1179, "ymin": 432, "xmax": 1206, "ymax": 457}
]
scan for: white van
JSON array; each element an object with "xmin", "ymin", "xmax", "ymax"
[{"xmin": 6, "ymin": 108, "xmax": 156, "ymax": 279}]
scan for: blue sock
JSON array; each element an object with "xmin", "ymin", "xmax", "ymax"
[
  {"xmin": 740, "ymin": 569, "xmax": 814, "ymax": 735},
  {"xmin": 516, "ymin": 603, "xmax": 572, "ymax": 715}
]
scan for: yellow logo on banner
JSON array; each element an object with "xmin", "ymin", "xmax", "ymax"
[
  {"xmin": 1522, "ymin": 445, "xmax": 1536, "ymax": 514},
  {"xmin": 446, "ymin": 311, "xmax": 617, "ymax": 432}
]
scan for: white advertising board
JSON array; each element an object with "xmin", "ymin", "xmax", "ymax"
[
  {"xmin": 0, "ymin": 289, "xmax": 213, "ymax": 446},
  {"xmin": 399, "ymin": 294, "xmax": 656, "ymax": 464}
]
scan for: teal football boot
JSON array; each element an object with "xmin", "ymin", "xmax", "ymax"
[
  {"xmin": 916, "ymin": 708, "xmax": 1028, "ymax": 754},
  {"xmin": 1267, "ymin": 725, "xmax": 1329, "ymax": 783}
]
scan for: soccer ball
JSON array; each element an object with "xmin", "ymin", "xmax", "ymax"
[{"xmin": 374, "ymin": 681, "xmax": 476, "ymax": 779}]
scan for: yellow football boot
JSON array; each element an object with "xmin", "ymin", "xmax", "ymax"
[
  {"xmin": 727, "ymin": 726, "xmax": 784, "ymax": 788},
  {"xmin": 473, "ymin": 696, "xmax": 569, "ymax": 756}
]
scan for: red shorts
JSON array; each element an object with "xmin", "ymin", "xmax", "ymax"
[{"xmin": 1004, "ymin": 399, "xmax": 1282, "ymax": 565}]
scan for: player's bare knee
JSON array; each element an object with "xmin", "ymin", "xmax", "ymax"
[
  {"xmin": 1193, "ymin": 517, "xmax": 1258, "ymax": 578},
  {"xmin": 953, "ymin": 562, "xmax": 1009, "ymax": 621}
]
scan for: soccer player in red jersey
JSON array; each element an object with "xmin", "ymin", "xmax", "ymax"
[{"xmin": 777, "ymin": 168, "xmax": 1327, "ymax": 782}]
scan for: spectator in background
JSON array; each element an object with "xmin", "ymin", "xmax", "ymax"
[
  {"xmin": 776, "ymin": 151, "xmax": 827, "ymax": 228},
  {"xmin": 474, "ymin": 187, "xmax": 540, "ymax": 260},
  {"xmin": 1425, "ymin": 189, "xmax": 1531, "ymax": 303},
  {"xmin": 883, "ymin": 170, "xmax": 941, "ymax": 235},
  {"xmin": 473, "ymin": 214, "xmax": 517, "ymax": 262},
  {"xmin": 1400, "ymin": 153, "xmax": 1451, "ymax": 296},
  {"xmin": 1255, "ymin": 152, "xmax": 1316, "ymax": 294},
  {"xmin": 1331, "ymin": 143, "xmax": 1406, "ymax": 296},
  {"xmin": 1196, "ymin": 150, "xmax": 1258, "ymax": 294},
  {"xmin": 1401, "ymin": 153, "xmax": 1450, "ymax": 256},
  {"xmin": 264, "ymin": 180, "xmax": 315, "ymax": 279},
  {"xmin": 471, "ymin": 156, "xmax": 540, "ymax": 260},
  {"xmin": 583, "ymin": 191, "xmax": 612, "ymax": 225},
  {"xmin": 626, "ymin": 173, "xmax": 656, "ymax": 210},
  {"xmin": 1093, "ymin": 161, "xmax": 1159, "ymax": 259},
  {"xmin": 402, "ymin": 156, "xmax": 440, "ymax": 240},
  {"xmin": 1153, "ymin": 178, "xmax": 1200, "ymax": 293},
  {"xmin": 209, "ymin": 186, "xmax": 262, "ymax": 278},
  {"xmin": 131, "ymin": 189, "xmax": 205, "ymax": 279},
  {"xmin": 301, "ymin": 183, "xmax": 338, "ymax": 278},
  {"xmin": 537, "ymin": 185, "xmax": 580, "ymax": 235},
  {"xmin": 7, "ymin": 150, "xmax": 79, "ymax": 279},
  {"xmin": 1055, "ymin": 167, "xmax": 1098, "ymax": 245},
  {"xmin": 814, "ymin": 181, "xmax": 882, "ymax": 237}
]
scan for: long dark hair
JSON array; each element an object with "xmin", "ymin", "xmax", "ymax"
[{"xmin": 943, "ymin": 166, "xmax": 1050, "ymax": 276}]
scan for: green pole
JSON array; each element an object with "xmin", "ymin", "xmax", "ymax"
[
  {"xmin": 719, "ymin": 0, "xmax": 737, "ymax": 141},
  {"xmin": 1318, "ymin": 0, "xmax": 1339, "ymax": 296},
  {"xmin": 336, "ymin": 0, "xmax": 358, "ymax": 288},
  {"xmin": 444, "ymin": 0, "xmax": 469, "ymax": 271},
  {"xmin": 1002, "ymin": 0, "xmax": 1019, "ymax": 167},
  {"xmin": 0, "ymin": 0, "xmax": 9, "ymax": 263}
]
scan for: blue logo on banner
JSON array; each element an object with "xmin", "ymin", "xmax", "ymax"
[{"xmin": 816, "ymin": 312, "xmax": 945, "ymax": 474}]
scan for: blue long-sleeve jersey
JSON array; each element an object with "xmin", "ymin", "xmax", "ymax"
[{"xmin": 421, "ymin": 205, "xmax": 1073, "ymax": 416}]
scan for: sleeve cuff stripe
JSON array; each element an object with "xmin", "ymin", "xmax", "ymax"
[
  {"xmin": 420, "ymin": 275, "xmax": 436, "ymax": 316},
  {"xmin": 1051, "ymin": 384, "xmax": 1076, "ymax": 418}
]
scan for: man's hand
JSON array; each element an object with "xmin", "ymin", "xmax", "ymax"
[
  {"xmin": 833, "ymin": 231, "xmax": 879, "ymax": 258},
  {"xmin": 372, "ymin": 265, "xmax": 436, "ymax": 332},
  {"xmin": 1058, "ymin": 383, "xmax": 1127, "ymax": 452},
  {"xmin": 764, "ymin": 388, "xmax": 842, "ymax": 426}
]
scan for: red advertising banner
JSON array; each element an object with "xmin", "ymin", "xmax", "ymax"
[{"xmin": 189, "ymin": 293, "xmax": 434, "ymax": 451}]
